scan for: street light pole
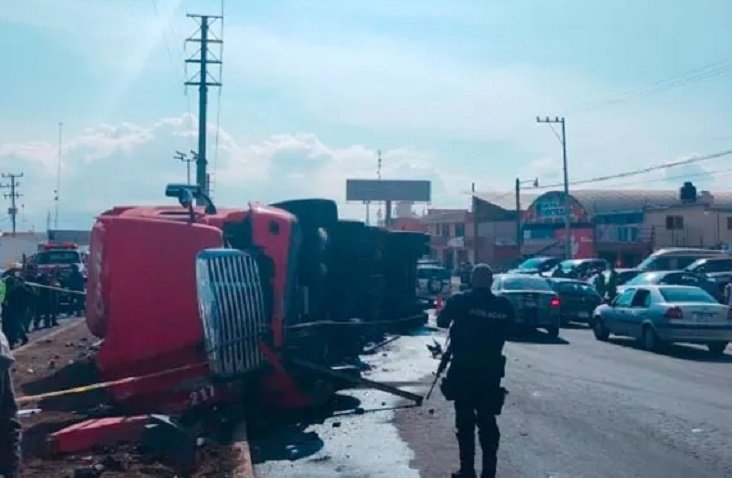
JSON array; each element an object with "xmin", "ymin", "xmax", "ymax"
[
  {"xmin": 537, "ymin": 116, "xmax": 572, "ymax": 259},
  {"xmin": 515, "ymin": 177, "xmax": 539, "ymax": 255}
]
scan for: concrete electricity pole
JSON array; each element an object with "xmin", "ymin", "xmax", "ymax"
[
  {"xmin": 55, "ymin": 121, "xmax": 62, "ymax": 229},
  {"xmin": 185, "ymin": 13, "xmax": 222, "ymax": 203},
  {"xmin": 1, "ymin": 173, "xmax": 23, "ymax": 234},
  {"xmin": 536, "ymin": 116, "xmax": 572, "ymax": 259}
]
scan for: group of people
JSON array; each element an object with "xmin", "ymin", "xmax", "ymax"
[{"xmin": 0, "ymin": 264, "xmax": 86, "ymax": 349}]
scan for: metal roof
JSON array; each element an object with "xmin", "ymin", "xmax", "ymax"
[
  {"xmin": 472, "ymin": 191, "xmax": 541, "ymax": 211},
  {"xmin": 568, "ymin": 190, "xmax": 679, "ymax": 215},
  {"xmin": 475, "ymin": 188, "xmax": 732, "ymax": 215}
]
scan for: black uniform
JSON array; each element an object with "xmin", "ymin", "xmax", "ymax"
[
  {"xmin": 437, "ymin": 288, "xmax": 514, "ymax": 478},
  {"xmin": 1, "ymin": 279, "xmax": 30, "ymax": 348},
  {"xmin": 65, "ymin": 269, "xmax": 85, "ymax": 316}
]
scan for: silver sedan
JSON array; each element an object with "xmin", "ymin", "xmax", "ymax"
[{"xmin": 592, "ymin": 285, "xmax": 732, "ymax": 355}]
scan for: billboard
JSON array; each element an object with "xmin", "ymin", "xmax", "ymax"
[{"xmin": 346, "ymin": 179, "xmax": 431, "ymax": 202}]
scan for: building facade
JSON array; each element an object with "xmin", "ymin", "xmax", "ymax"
[
  {"xmin": 520, "ymin": 184, "xmax": 732, "ymax": 267},
  {"xmin": 471, "ymin": 192, "xmax": 539, "ymax": 268},
  {"xmin": 420, "ymin": 209, "xmax": 473, "ymax": 270}
]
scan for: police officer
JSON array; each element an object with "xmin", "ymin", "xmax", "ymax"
[
  {"xmin": 437, "ymin": 264, "xmax": 513, "ymax": 478},
  {"xmin": 65, "ymin": 264, "xmax": 86, "ymax": 316},
  {"xmin": 1, "ymin": 276, "xmax": 29, "ymax": 348}
]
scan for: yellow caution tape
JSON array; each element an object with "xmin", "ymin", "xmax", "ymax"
[
  {"xmin": 25, "ymin": 281, "xmax": 86, "ymax": 296},
  {"xmin": 17, "ymin": 362, "xmax": 207, "ymax": 405}
]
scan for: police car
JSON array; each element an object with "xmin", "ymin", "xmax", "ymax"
[{"xmin": 30, "ymin": 242, "xmax": 85, "ymax": 280}]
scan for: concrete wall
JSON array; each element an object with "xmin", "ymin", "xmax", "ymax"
[{"xmin": 644, "ymin": 205, "xmax": 732, "ymax": 248}]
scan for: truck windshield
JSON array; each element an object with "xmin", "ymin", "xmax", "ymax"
[
  {"xmin": 35, "ymin": 251, "xmax": 80, "ymax": 265},
  {"xmin": 417, "ymin": 267, "xmax": 449, "ymax": 280}
]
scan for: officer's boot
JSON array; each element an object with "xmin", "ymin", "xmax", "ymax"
[{"xmin": 452, "ymin": 432, "xmax": 476, "ymax": 478}]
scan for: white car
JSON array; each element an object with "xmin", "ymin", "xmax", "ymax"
[{"xmin": 592, "ymin": 285, "xmax": 732, "ymax": 355}]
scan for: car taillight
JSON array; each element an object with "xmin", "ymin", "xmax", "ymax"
[
  {"xmin": 665, "ymin": 307, "xmax": 683, "ymax": 320},
  {"xmin": 550, "ymin": 296, "xmax": 561, "ymax": 308}
]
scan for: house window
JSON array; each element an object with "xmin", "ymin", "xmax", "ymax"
[
  {"xmin": 666, "ymin": 215, "xmax": 684, "ymax": 230},
  {"xmin": 442, "ymin": 224, "xmax": 450, "ymax": 238},
  {"xmin": 455, "ymin": 224, "xmax": 465, "ymax": 237}
]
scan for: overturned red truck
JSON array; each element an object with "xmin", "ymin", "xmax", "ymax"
[{"xmin": 85, "ymin": 186, "xmax": 429, "ymax": 412}]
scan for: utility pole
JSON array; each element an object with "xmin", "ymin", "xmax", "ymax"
[
  {"xmin": 185, "ymin": 14, "xmax": 222, "ymax": 203},
  {"xmin": 175, "ymin": 150, "xmax": 195, "ymax": 185},
  {"xmin": 515, "ymin": 177, "xmax": 539, "ymax": 254},
  {"xmin": 472, "ymin": 182, "xmax": 478, "ymax": 263},
  {"xmin": 55, "ymin": 121, "xmax": 62, "ymax": 229},
  {"xmin": 536, "ymin": 116, "xmax": 571, "ymax": 259},
  {"xmin": 1, "ymin": 173, "xmax": 23, "ymax": 234}
]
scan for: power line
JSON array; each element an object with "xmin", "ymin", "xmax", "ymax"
[
  {"xmin": 473, "ymin": 163, "xmax": 732, "ymax": 204},
  {"xmin": 151, "ymin": 0, "xmax": 185, "ymax": 85},
  {"xmin": 211, "ymin": 0, "xmax": 225, "ymax": 199},
  {"xmin": 534, "ymin": 148, "xmax": 732, "ymax": 190},
  {"xmin": 569, "ymin": 59, "xmax": 732, "ymax": 114},
  {"xmin": 151, "ymin": 0, "xmax": 194, "ymax": 151},
  {"xmin": 536, "ymin": 115, "xmax": 571, "ymax": 259},
  {"xmin": 185, "ymin": 13, "xmax": 223, "ymax": 202},
  {"xmin": 588, "ymin": 165, "xmax": 732, "ymax": 190}
]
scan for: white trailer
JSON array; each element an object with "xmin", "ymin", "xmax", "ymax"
[{"xmin": 0, "ymin": 232, "xmax": 46, "ymax": 268}]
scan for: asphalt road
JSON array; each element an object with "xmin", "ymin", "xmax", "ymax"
[
  {"xmin": 253, "ymin": 324, "xmax": 732, "ymax": 478},
  {"xmin": 398, "ymin": 326, "xmax": 732, "ymax": 478}
]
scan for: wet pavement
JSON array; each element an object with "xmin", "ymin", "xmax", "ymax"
[
  {"xmin": 251, "ymin": 329, "xmax": 435, "ymax": 478},
  {"xmin": 252, "ymin": 320, "xmax": 732, "ymax": 478}
]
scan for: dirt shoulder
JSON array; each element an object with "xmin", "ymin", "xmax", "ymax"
[{"xmin": 12, "ymin": 320, "xmax": 251, "ymax": 478}]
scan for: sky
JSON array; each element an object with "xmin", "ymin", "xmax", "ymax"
[{"xmin": 1, "ymin": 0, "xmax": 731, "ymax": 231}]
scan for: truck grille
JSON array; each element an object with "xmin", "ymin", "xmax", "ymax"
[{"xmin": 196, "ymin": 249, "xmax": 267, "ymax": 378}]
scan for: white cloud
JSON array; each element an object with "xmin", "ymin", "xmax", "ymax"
[{"xmin": 0, "ymin": 115, "xmax": 472, "ymax": 231}]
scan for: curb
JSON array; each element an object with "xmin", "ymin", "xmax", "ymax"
[{"xmin": 230, "ymin": 417, "xmax": 256, "ymax": 478}]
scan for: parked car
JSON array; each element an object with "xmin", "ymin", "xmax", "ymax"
[
  {"xmin": 685, "ymin": 257, "xmax": 732, "ymax": 294},
  {"xmin": 508, "ymin": 256, "xmax": 560, "ymax": 275},
  {"xmin": 416, "ymin": 264, "xmax": 451, "ymax": 297},
  {"xmin": 592, "ymin": 285, "xmax": 732, "ymax": 355},
  {"xmin": 492, "ymin": 274, "xmax": 561, "ymax": 337},
  {"xmin": 621, "ymin": 271, "xmax": 719, "ymax": 299},
  {"xmin": 550, "ymin": 278, "xmax": 603, "ymax": 325},
  {"xmin": 636, "ymin": 248, "xmax": 729, "ymax": 272},
  {"xmin": 551, "ymin": 258, "xmax": 609, "ymax": 279}
]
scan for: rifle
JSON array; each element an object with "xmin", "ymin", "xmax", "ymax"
[{"xmin": 425, "ymin": 336, "xmax": 451, "ymax": 400}]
